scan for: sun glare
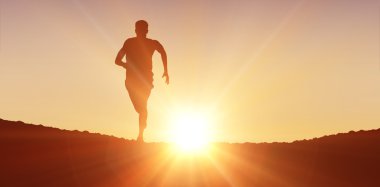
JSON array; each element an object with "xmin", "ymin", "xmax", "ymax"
[{"xmin": 169, "ymin": 109, "xmax": 213, "ymax": 153}]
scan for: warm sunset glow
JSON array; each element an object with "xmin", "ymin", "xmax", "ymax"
[
  {"xmin": 1, "ymin": 0, "xmax": 379, "ymax": 143},
  {"xmin": 169, "ymin": 109, "xmax": 213, "ymax": 153}
]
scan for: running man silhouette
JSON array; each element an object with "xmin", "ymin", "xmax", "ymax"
[{"xmin": 115, "ymin": 20, "xmax": 169, "ymax": 142}]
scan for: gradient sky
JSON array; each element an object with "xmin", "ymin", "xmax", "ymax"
[{"xmin": 1, "ymin": 0, "xmax": 379, "ymax": 142}]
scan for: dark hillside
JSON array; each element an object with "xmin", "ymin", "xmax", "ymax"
[{"xmin": 1, "ymin": 119, "xmax": 379, "ymax": 187}]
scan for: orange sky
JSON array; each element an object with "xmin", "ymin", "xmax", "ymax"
[{"xmin": 1, "ymin": 0, "xmax": 379, "ymax": 142}]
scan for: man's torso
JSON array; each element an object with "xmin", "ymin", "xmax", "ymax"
[
  {"xmin": 124, "ymin": 37, "xmax": 159, "ymax": 87},
  {"xmin": 124, "ymin": 37, "xmax": 158, "ymax": 73}
]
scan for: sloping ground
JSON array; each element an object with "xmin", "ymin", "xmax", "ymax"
[{"xmin": 0, "ymin": 118, "xmax": 379, "ymax": 187}]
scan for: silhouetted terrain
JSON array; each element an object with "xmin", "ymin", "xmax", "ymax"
[{"xmin": 1, "ymin": 118, "xmax": 379, "ymax": 187}]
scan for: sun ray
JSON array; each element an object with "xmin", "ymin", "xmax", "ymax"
[
  {"xmin": 213, "ymin": 1, "xmax": 306, "ymax": 104},
  {"xmin": 71, "ymin": 0, "xmax": 116, "ymax": 48}
]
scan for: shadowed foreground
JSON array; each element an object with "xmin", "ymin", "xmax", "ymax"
[{"xmin": 1, "ymin": 119, "xmax": 379, "ymax": 187}]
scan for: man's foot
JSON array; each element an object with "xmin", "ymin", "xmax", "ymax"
[{"xmin": 137, "ymin": 135, "xmax": 144, "ymax": 143}]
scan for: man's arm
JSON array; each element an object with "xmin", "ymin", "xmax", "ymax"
[
  {"xmin": 156, "ymin": 41, "xmax": 169, "ymax": 84},
  {"xmin": 115, "ymin": 42, "xmax": 127, "ymax": 69}
]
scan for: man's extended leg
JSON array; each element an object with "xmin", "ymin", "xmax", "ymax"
[
  {"xmin": 136, "ymin": 90, "xmax": 150, "ymax": 142},
  {"xmin": 137, "ymin": 108, "xmax": 147, "ymax": 142},
  {"xmin": 125, "ymin": 78, "xmax": 152, "ymax": 143},
  {"xmin": 126, "ymin": 81, "xmax": 151, "ymax": 142}
]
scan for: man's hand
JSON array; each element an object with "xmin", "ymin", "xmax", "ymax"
[
  {"xmin": 162, "ymin": 72, "xmax": 169, "ymax": 85},
  {"xmin": 115, "ymin": 60, "xmax": 128, "ymax": 69},
  {"xmin": 120, "ymin": 63, "xmax": 128, "ymax": 69}
]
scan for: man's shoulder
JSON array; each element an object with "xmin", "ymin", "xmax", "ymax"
[
  {"xmin": 145, "ymin": 38, "xmax": 160, "ymax": 44},
  {"xmin": 124, "ymin": 37, "xmax": 161, "ymax": 48},
  {"xmin": 125, "ymin": 37, "xmax": 137, "ymax": 43},
  {"xmin": 124, "ymin": 37, "xmax": 159, "ymax": 43},
  {"xmin": 148, "ymin": 39, "xmax": 163, "ymax": 48}
]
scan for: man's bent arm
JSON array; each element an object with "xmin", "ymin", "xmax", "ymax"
[
  {"xmin": 160, "ymin": 50, "xmax": 168, "ymax": 73},
  {"xmin": 156, "ymin": 42, "xmax": 169, "ymax": 84},
  {"xmin": 115, "ymin": 45, "xmax": 127, "ymax": 68}
]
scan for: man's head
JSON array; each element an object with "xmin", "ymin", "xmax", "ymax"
[{"xmin": 135, "ymin": 20, "xmax": 148, "ymax": 38}]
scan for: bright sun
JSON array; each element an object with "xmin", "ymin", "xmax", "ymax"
[{"xmin": 169, "ymin": 109, "xmax": 213, "ymax": 153}]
